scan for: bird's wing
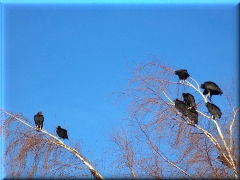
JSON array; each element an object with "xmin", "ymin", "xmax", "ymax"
[
  {"xmin": 34, "ymin": 115, "xmax": 38, "ymax": 123},
  {"xmin": 60, "ymin": 128, "xmax": 67, "ymax": 133}
]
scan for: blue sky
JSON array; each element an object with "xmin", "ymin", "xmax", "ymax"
[{"xmin": 1, "ymin": 1, "xmax": 239, "ymax": 178}]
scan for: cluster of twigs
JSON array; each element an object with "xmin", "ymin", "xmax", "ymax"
[
  {"xmin": 1, "ymin": 109, "xmax": 104, "ymax": 179},
  {"xmin": 109, "ymin": 58, "xmax": 238, "ymax": 179}
]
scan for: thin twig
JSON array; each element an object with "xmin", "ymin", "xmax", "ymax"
[
  {"xmin": 184, "ymin": 80, "xmax": 207, "ymax": 103},
  {"xmin": 230, "ymin": 108, "xmax": 239, "ymax": 152},
  {"xmin": 134, "ymin": 116, "xmax": 197, "ymax": 179},
  {"xmin": 204, "ymin": 139, "xmax": 221, "ymax": 179}
]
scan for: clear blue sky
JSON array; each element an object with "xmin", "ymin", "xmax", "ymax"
[{"xmin": 1, "ymin": 1, "xmax": 239, "ymax": 178}]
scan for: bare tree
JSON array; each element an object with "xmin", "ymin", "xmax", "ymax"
[
  {"xmin": 108, "ymin": 57, "xmax": 238, "ymax": 179},
  {"xmin": 1, "ymin": 57, "xmax": 238, "ymax": 179},
  {"xmin": 0, "ymin": 110, "xmax": 104, "ymax": 179}
]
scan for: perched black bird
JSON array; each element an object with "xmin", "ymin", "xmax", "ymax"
[
  {"xmin": 200, "ymin": 81, "xmax": 223, "ymax": 101},
  {"xmin": 34, "ymin": 111, "xmax": 44, "ymax": 130},
  {"xmin": 56, "ymin": 126, "xmax": 69, "ymax": 140},
  {"xmin": 182, "ymin": 93, "xmax": 196, "ymax": 110},
  {"xmin": 174, "ymin": 69, "xmax": 190, "ymax": 83},
  {"xmin": 174, "ymin": 99, "xmax": 198, "ymax": 124},
  {"xmin": 206, "ymin": 102, "xmax": 222, "ymax": 120},
  {"xmin": 186, "ymin": 108, "xmax": 198, "ymax": 125},
  {"xmin": 174, "ymin": 99, "xmax": 188, "ymax": 117},
  {"xmin": 217, "ymin": 156, "xmax": 236, "ymax": 168}
]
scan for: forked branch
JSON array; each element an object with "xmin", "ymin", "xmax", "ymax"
[{"xmin": 162, "ymin": 76, "xmax": 238, "ymax": 178}]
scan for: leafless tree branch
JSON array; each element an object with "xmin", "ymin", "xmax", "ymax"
[{"xmin": 1, "ymin": 109, "xmax": 104, "ymax": 180}]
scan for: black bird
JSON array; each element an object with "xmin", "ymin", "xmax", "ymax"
[
  {"xmin": 186, "ymin": 108, "xmax": 198, "ymax": 125},
  {"xmin": 34, "ymin": 111, "xmax": 44, "ymax": 130},
  {"xmin": 174, "ymin": 99, "xmax": 188, "ymax": 117},
  {"xmin": 182, "ymin": 93, "xmax": 196, "ymax": 110},
  {"xmin": 56, "ymin": 126, "xmax": 69, "ymax": 140},
  {"xmin": 174, "ymin": 99, "xmax": 198, "ymax": 124},
  {"xmin": 200, "ymin": 81, "xmax": 223, "ymax": 101},
  {"xmin": 174, "ymin": 69, "xmax": 190, "ymax": 83},
  {"xmin": 217, "ymin": 156, "xmax": 236, "ymax": 168},
  {"xmin": 206, "ymin": 102, "xmax": 222, "ymax": 120}
]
